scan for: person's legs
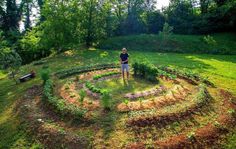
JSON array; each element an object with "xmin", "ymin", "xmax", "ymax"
[
  {"xmin": 121, "ymin": 64, "xmax": 125, "ymax": 79},
  {"xmin": 126, "ymin": 64, "xmax": 129, "ymax": 79}
]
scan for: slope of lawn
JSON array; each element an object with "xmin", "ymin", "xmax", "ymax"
[
  {"xmin": 97, "ymin": 33, "xmax": 236, "ymax": 54},
  {"xmin": 0, "ymin": 49, "xmax": 236, "ymax": 147}
]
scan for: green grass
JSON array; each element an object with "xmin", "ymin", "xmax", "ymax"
[
  {"xmin": 94, "ymin": 77, "xmax": 158, "ymax": 97},
  {"xmin": 0, "ymin": 46, "xmax": 236, "ymax": 147},
  {"xmin": 97, "ymin": 33, "xmax": 236, "ymax": 54}
]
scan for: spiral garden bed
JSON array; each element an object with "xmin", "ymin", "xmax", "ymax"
[{"xmin": 18, "ymin": 63, "xmax": 236, "ymax": 149}]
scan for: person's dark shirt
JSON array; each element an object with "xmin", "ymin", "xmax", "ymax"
[{"xmin": 120, "ymin": 53, "xmax": 129, "ymax": 64}]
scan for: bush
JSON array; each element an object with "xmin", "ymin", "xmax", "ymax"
[
  {"xmin": 132, "ymin": 62, "xmax": 159, "ymax": 82},
  {"xmin": 40, "ymin": 67, "xmax": 51, "ymax": 84}
]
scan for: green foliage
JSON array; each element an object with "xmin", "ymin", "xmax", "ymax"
[
  {"xmin": 93, "ymin": 71, "xmax": 119, "ymax": 80},
  {"xmin": 123, "ymin": 99, "xmax": 129, "ymax": 106},
  {"xmin": 187, "ymin": 131, "xmax": 195, "ymax": 141},
  {"xmin": 43, "ymin": 79, "xmax": 87, "ymax": 119},
  {"xmin": 79, "ymin": 89, "xmax": 86, "ymax": 104},
  {"xmin": 203, "ymin": 35, "xmax": 217, "ymax": 46},
  {"xmin": 132, "ymin": 61, "xmax": 177, "ymax": 81},
  {"xmin": 101, "ymin": 90, "xmax": 111, "ymax": 110},
  {"xmin": 132, "ymin": 61, "xmax": 158, "ymax": 82},
  {"xmin": 97, "ymin": 33, "xmax": 236, "ymax": 54},
  {"xmin": 159, "ymin": 22, "xmax": 173, "ymax": 39},
  {"xmin": 40, "ymin": 67, "xmax": 51, "ymax": 84},
  {"xmin": 223, "ymin": 134, "xmax": 236, "ymax": 149},
  {"xmin": 55, "ymin": 63, "xmax": 119, "ymax": 79},
  {"xmin": 227, "ymin": 109, "xmax": 236, "ymax": 117},
  {"xmin": 85, "ymin": 81, "xmax": 105, "ymax": 94},
  {"xmin": 0, "ymin": 33, "xmax": 22, "ymax": 83},
  {"xmin": 19, "ymin": 27, "xmax": 49, "ymax": 64}
]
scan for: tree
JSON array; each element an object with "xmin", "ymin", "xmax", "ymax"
[
  {"xmin": 146, "ymin": 10, "xmax": 165, "ymax": 34},
  {"xmin": 0, "ymin": 31, "xmax": 22, "ymax": 84}
]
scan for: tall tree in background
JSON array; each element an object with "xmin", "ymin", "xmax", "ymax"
[
  {"xmin": 5, "ymin": 0, "xmax": 19, "ymax": 31},
  {"xmin": 200, "ymin": 0, "xmax": 210, "ymax": 14},
  {"xmin": 80, "ymin": 0, "xmax": 109, "ymax": 46},
  {"xmin": 24, "ymin": 0, "xmax": 32, "ymax": 30},
  {"xmin": 37, "ymin": 0, "xmax": 44, "ymax": 22}
]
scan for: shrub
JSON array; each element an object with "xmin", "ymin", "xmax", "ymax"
[
  {"xmin": 132, "ymin": 62, "xmax": 158, "ymax": 82},
  {"xmin": 40, "ymin": 67, "xmax": 51, "ymax": 84}
]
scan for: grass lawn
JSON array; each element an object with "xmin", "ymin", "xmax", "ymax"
[
  {"xmin": 0, "ymin": 49, "xmax": 236, "ymax": 148},
  {"xmin": 98, "ymin": 33, "xmax": 236, "ymax": 54}
]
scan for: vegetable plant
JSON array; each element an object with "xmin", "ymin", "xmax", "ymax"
[{"xmin": 79, "ymin": 89, "xmax": 86, "ymax": 105}]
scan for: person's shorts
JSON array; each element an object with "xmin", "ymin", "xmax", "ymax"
[{"xmin": 121, "ymin": 64, "xmax": 129, "ymax": 72}]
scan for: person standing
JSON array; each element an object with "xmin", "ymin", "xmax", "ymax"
[{"xmin": 120, "ymin": 48, "xmax": 129, "ymax": 79}]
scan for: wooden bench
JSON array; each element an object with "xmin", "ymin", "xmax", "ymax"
[{"xmin": 19, "ymin": 72, "xmax": 36, "ymax": 82}]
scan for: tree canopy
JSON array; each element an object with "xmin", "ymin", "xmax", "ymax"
[{"xmin": 0, "ymin": 0, "xmax": 235, "ymax": 64}]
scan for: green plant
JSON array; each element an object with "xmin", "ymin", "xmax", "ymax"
[
  {"xmin": 203, "ymin": 35, "xmax": 217, "ymax": 46},
  {"xmin": 213, "ymin": 121, "xmax": 226, "ymax": 130},
  {"xmin": 187, "ymin": 131, "xmax": 195, "ymax": 141},
  {"xmin": 43, "ymin": 79, "xmax": 87, "ymax": 119},
  {"xmin": 123, "ymin": 99, "xmax": 129, "ymax": 106},
  {"xmin": 101, "ymin": 90, "xmax": 111, "ymax": 110},
  {"xmin": 69, "ymin": 93, "xmax": 76, "ymax": 98},
  {"xmin": 40, "ymin": 67, "xmax": 51, "ymax": 84},
  {"xmin": 93, "ymin": 71, "xmax": 119, "ymax": 80},
  {"xmin": 79, "ymin": 89, "xmax": 86, "ymax": 105},
  {"xmin": 55, "ymin": 63, "xmax": 119, "ymax": 79},
  {"xmin": 227, "ymin": 109, "xmax": 236, "ymax": 116},
  {"xmin": 64, "ymin": 84, "xmax": 70, "ymax": 90},
  {"xmin": 139, "ymin": 98, "xmax": 144, "ymax": 105}
]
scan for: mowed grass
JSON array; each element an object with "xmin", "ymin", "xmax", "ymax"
[
  {"xmin": 97, "ymin": 33, "xmax": 236, "ymax": 54},
  {"xmin": 0, "ymin": 49, "xmax": 236, "ymax": 148},
  {"xmin": 94, "ymin": 77, "xmax": 158, "ymax": 97}
]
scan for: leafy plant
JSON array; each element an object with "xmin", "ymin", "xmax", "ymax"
[
  {"xmin": 213, "ymin": 121, "xmax": 226, "ymax": 130},
  {"xmin": 79, "ymin": 89, "xmax": 86, "ymax": 105},
  {"xmin": 70, "ymin": 93, "xmax": 76, "ymax": 98},
  {"xmin": 101, "ymin": 90, "xmax": 111, "ymax": 110},
  {"xmin": 93, "ymin": 71, "xmax": 119, "ymax": 80},
  {"xmin": 55, "ymin": 63, "xmax": 119, "ymax": 79},
  {"xmin": 123, "ymin": 99, "xmax": 129, "ymax": 106},
  {"xmin": 227, "ymin": 109, "xmax": 236, "ymax": 117},
  {"xmin": 0, "ymin": 50, "xmax": 22, "ymax": 84},
  {"xmin": 187, "ymin": 131, "xmax": 195, "ymax": 141},
  {"xmin": 203, "ymin": 35, "xmax": 217, "ymax": 46},
  {"xmin": 43, "ymin": 79, "xmax": 87, "ymax": 119},
  {"xmin": 40, "ymin": 67, "xmax": 51, "ymax": 84}
]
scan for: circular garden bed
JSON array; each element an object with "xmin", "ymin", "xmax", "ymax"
[{"xmin": 18, "ymin": 62, "xmax": 236, "ymax": 149}]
